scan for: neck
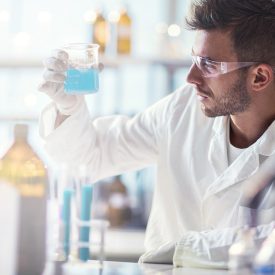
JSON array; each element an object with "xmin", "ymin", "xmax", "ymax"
[{"xmin": 230, "ymin": 112, "xmax": 275, "ymax": 148}]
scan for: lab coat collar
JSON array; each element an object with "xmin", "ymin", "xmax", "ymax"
[
  {"xmin": 211, "ymin": 116, "xmax": 275, "ymax": 156},
  {"xmin": 256, "ymin": 120, "xmax": 275, "ymax": 156},
  {"xmin": 205, "ymin": 117, "xmax": 275, "ymax": 200},
  {"xmin": 212, "ymin": 114, "xmax": 228, "ymax": 135}
]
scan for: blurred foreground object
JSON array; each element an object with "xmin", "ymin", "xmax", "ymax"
[
  {"xmin": 229, "ymin": 154, "xmax": 275, "ymax": 274},
  {"xmin": 228, "ymin": 227, "xmax": 256, "ymax": 274},
  {"xmin": 0, "ymin": 183, "xmax": 19, "ymax": 275},
  {"xmin": 0, "ymin": 124, "xmax": 47, "ymax": 275},
  {"xmin": 254, "ymin": 229, "xmax": 275, "ymax": 274}
]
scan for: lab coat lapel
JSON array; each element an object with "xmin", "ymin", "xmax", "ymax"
[
  {"xmin": 208, "ymin": 116, "xmax": 228, "ymax": 178},
  {"xmin": 205, "ymin": 148, "xmax": 259, "ymax": 200},
  {"xmin": 205, "ymin": 116, "xmax": 260, "ymax": 200}
]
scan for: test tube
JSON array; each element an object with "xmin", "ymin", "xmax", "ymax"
[
  {"xmin": 56, "ymin": 164, "xmax": 74, "ymax": 261},
  {"xmin": 62, "ymin": 188, "xmax": 73, "ymax": 258},
  {"xmin": 78, "ymin": 184, "xmax": 93, "ymax": 261}
]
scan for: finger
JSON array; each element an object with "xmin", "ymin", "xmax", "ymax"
[
  {"xmin": 39, "ymin": 81, "xmax": 78, "ymax": 109},
  {"xmin": 91, "ymin": 63, "xmax": 104, "ymax": 72},
  {"xmin": 38, "ymin": 81, "xmax": 63, "ymax": 97},
  {"xmin": 43, "ymin": 69, "xmax": 66, "ymax": 83},
  {"xmin": 52, "ymin": 49, "xmax": 69, "ymax": 62},
  {"xmin": 43, "ymin": 57, "xmax": 68, "ymax": 72}
]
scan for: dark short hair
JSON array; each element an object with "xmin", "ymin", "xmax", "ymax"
[{"xmin": 186, "ymin": 0, "xmax": 275, "ymax": 65}]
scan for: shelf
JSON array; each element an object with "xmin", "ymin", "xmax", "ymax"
[{"xmin": 0, "ymin": 55, "xmax": 192, "ymax": 69}]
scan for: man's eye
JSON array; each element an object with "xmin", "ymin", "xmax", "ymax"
[{"xmin": 201, "ymin": 59, "xmax": 218, "ymax": 73}]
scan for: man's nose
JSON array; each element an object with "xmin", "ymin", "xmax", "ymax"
[{"xmin": 186, "ymin": 63, "xmax": 204, "ymax": 86}]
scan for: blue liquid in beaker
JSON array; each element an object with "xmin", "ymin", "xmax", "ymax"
[{"xmin": 64, "ymin": 68, "xmax": 99, "ymax": 94}]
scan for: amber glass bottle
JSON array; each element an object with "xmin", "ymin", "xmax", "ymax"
[
  {"xmin": 117, "ymin": 8, "xmax": 132, "ymax": 54},
  {"xmin": 93, "ymin": 11, "xmax": 109, "ymax": 54},
  {"xmin": 0, "ymin": 124, "xmax": 46, "ymax": 196}
]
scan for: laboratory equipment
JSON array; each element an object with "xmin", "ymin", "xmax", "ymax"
[
  {"xmin": 63, "ymin": 43, "xmax": 100, "ymax": 95},
  {"xmin": 117, "ymin": 7, "xmax": 132, "ymax": 54},
  {"xmin": 228, "ymin": 154, "xmax": 275, "ymax": 274},
  {"xmin": 92, "ymin": 10, "xmax": 109, "ymax": 53},
  {"xmin": 48, "ymin": 165, "xmax": 74, "ymax": 262},
  {"xmin": 228, "ymin": 227, "xmax": 256, "ymax": 274},
  {"xmin": 62, "ymin": 187, "xmax": 73, "ymax": 258},
  {"xmin": 78, "ymin": 184, "xmax": 93, "ymax": 261},
  {"xmin": 254, "ymin": 229, "xmax": 275, "ymax": 274},
  {"xmin": 0, "ymin": 124, "xmax": 47, "ymax": 275},
  {"xmin": 68, "ymin": 166, "xmax": 109, "ymax": 264}
]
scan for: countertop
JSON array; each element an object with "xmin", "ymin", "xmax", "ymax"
[{"xmin": 45, "ymin": 260, "xmax": 230, "ymax": 275}]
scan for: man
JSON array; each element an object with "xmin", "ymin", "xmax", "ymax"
[{"xmin": 39, "ymin": 0, "xmax": 275, "ymax": 269}]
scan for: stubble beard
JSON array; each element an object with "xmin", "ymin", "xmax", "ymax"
[{"xmin": 202, "ymin": 74, "xmax": 252, "ymax": 117}]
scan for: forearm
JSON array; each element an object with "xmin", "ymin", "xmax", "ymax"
[{"xmin": 40, "ymin": 103, "xmax": 159, "ymax": 181}]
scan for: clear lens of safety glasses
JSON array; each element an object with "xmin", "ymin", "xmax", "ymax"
[{"xmin": 191, "ymin": 55, "xmax": 257, "ymax": 78}]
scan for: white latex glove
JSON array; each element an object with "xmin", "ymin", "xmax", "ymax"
[
  {"xmin": 138, "ymin": 242, "xmax": 175, "ymax": 264},
  {"xmin": 38, "ymin": 49, "xmax": 85, "ymax": 116}
]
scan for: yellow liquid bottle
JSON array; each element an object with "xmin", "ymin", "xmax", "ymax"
[
  {"xmin": 93, "ymin": 11, "xmax": 109, "ymax": 54},
  {"xmin": 117, "ymin": 8, "xmax": 132, "ymax": 55},
  {"xmin": 0, "ymin": 124, "xmax": 47, "ymax": 274}
]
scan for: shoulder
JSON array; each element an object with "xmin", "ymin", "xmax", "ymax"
[
  {"xmin": 165, "ymin": 84, "xmax": 201, "ymax": 120},
  {"xmin": 146, "ymin": 84, "xmax": 197, "ymax": 117},
  {"xmin": 170, "ymin": 84, "xmax": 197, "ymax": 110},
  {"xmin": 167, "ymin": 84, "xmax": 216, "ymax": 132},
  {"xmin": 141, "ymin": 84, "xmax": 206, "ymax": 132}
]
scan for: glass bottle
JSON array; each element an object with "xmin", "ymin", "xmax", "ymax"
[
  {"xmin": 117, "ymin": 7, "xmax": 132, "ymax": 55},
  {"xmin": 254, "ymin": 229, "xmax": 275, "ymax": 274},
  {"xmin": 228, "ymin": 227, "xmax": 256, "ymax": 275},
  {"xmin": 0, "ymin": 124, "xmax": 47, "ymax": 275},
  {"xmin": 107, "ymin": 175, "xmax": 131, "ymax": 227},
  {"xmin": 92, "ymin": 10, "xmax": 109, "ymax": 54}
]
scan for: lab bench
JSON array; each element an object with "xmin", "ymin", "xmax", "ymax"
[
  {"xmin": 103, "ymin": 228, "xmax": 145, "ymax": 262},
  {"xmin": 44, "ymin": 260, "xmax": 230, "ymax": 275}
]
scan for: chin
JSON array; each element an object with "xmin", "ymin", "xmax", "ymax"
[{"xmin": 201, "ymin": 105, "xmax": 227, "ymax": 118}]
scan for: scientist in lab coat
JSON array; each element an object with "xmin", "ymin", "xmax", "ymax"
[{"xmin": 39, "ymin": 0, "xmax": 275, "ymax": 269}]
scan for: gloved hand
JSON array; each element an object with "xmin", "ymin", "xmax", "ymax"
[{"xmin": 38, "ymin": 49, "xmax": 85, "ymax": 116}]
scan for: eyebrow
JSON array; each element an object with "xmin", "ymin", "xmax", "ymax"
[{"xmin": 191, "ymin": 49, "xmax": 215, "ymax": 62}]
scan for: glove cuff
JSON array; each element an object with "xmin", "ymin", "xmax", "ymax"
[{"xmin": 56, "ymin": 95, "xmax": 85, "ymax": 116}]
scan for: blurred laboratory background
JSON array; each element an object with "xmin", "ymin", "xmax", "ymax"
[{"xmin": 0, "ymin": 0, "xmax": 194, "ymax": 262}]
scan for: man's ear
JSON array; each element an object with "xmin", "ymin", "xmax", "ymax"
[{"xmin": 250, "ymin": 64, "xmax": 274, "ymax": 91}]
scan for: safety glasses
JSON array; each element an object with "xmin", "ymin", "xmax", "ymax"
[{"xmin": 191, "ymin": 55, "xmax": 257, "ymax": 78}]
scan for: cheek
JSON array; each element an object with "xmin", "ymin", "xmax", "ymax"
[
  {"xmin": 204, "ymin": 80, "xmax": 221, "ymax": 96},
  {"xmin": 206, "ymin": 75, "xmax": 236, "ymax": 96}
]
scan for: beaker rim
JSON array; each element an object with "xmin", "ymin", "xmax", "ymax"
[{"xmin": 62, "ymin": 43, "xmax": 100, "ymax": 51}]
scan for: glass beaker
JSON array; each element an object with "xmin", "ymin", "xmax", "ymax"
[
  {"xmin": 63, "ymin": 43, "xmax": 100, "ymax": 95},
  {"xmin": 69, "ymin": 218, "xmax": 109, "ymax": 265}
]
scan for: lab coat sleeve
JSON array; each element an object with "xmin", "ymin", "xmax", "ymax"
[
  {"xmin": 39, "ymin": 90, "xmax": 178, "ymax": 182},
  {"xmin": 173, "ymin": 221, "xmax": 275, "ymax": 269},
  {"xmin": 138, "ymin": 221, "xmax": 274, "ymax": 268}
]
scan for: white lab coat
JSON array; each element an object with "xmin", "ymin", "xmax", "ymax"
[{"xmin": 40, "ymin": 84, "xmax": 275, "ymax": 268}]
